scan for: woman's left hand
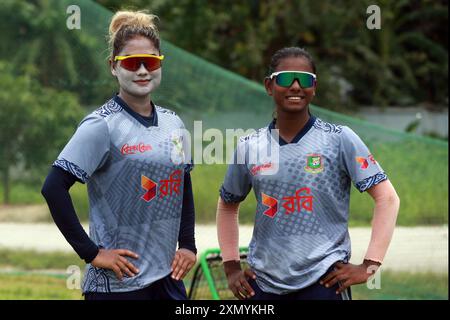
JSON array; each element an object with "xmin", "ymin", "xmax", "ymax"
[
  {"xmin": 171, "ymin": 248, "xmax": 197, "ymax": 280},
  {"xmin": 320, "ymin": 260, "xmax": 380, "ymax": 294}
]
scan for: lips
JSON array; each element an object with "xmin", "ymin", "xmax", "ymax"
[{"xmin": 134, "ymin": 79, "xmax": 151, "ymax": 85}]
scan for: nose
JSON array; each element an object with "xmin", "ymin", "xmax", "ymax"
[
  {"xmin": 136, "ymin": 62, "xmax": 149, "ymax": 75},
  {"xmin": 289, "ymin": 79, "xmax": 302, "ymax": 91}
]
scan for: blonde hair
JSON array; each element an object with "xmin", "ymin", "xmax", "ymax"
[{"xmin": 108, "ymin": 10, "xmax": 160, "ymax": 60}]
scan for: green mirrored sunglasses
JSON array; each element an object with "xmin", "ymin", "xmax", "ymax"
[{"xmin": 269, "ymin": 71, "xmax": 317, "ymax": 88}]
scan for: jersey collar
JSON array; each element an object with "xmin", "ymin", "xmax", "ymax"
[
  {"xmin": 268, "ymin": 114, "xmax": 316, "ymax": 146},
  {"xmin": 113, "ymin": 94, "xmax": 158, "ymax": 128}
]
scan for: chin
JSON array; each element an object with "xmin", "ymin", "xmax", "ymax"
[
  {"xmin": 281, "ymin": 104, "xmax": 308, "ymax": 113},
  {"xmin": 128, "ymin": 87, "xmax": 153, "ymax": 97}
]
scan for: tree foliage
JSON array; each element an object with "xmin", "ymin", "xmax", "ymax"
[
  {"xmin": 96, "ymin": 0, "xmax": 448, "ymax": 108},
  {"xmin": 0, "ymin": 62, "xmax": 84, "ymax": 203},
  {"xmin": 0, "ymin": 0, "xmax": 113, "ymax": 105}
]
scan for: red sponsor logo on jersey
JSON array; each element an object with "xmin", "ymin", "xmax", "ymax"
[
  {"xmin": 355, "ymin": 157, "xmax": 368, "ymax": 169},
  {"xmin": 356, "ymin": 154, "xmax": 377, "ymax": 170},
  {"xmin": 262, "ymin": 187, "xmax": 313, "ymax": 218},
  {"xmin": 121, "ymin": 143, "xmax": 152, "ymax": 155},
  {"xmin": 141, "ymin": 175, "xmax": 157, "ymax": 202},
  {"xmin": 159, "ymin": 169, "xmax": 182, "ymax": 198},
  {"xmin": 141, "ymin": 170, "xmax": 182, "ymax": 203},
  {"xmin": 262, "ymin": 193, "xmax": 278, "ymax": 218},
  {"xmin": 251, "ymin": 163, "xmax": 274, "ymax": 176},
  {"xmin": 282, "ymin": 187, "xmax": 313, "ymax": 214}
]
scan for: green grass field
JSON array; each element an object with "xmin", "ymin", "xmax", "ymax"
[
  {"xmin": 0, "ymin": 249, "xmax": 447, "ymax": 300},
  {"xmin": 0, "ymin": 248, "xmax": 84, "ymax": 270},
  {"xmin": 0, "ymin": 274, "xmax": 82, "ymax": 300},
  {"xmin": 351, "ymin": 271, "xmax": 448, "ymax": 300}
]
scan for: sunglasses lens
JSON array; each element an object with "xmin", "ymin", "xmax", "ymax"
[
  {"xmin": 120, "ymin": 57, "xmax": 161, "ymax": 72},
  {"xmin": 275, "ymin": 73, "xmax": 293, "ymax": 87},
  {"xmin": 120, "ymin": 58, "xmax": 139, "ymax": 71},
  {"xmin": 298, "ymin": 73, "xmax": 315, "ymax": 88},
  {"xmin": 143, "ymin": 57, "xmax": 161, "ymax": 71},
  {"xmin": 275, "ymin": 72, "xmax": 315, "ymax": 88}
]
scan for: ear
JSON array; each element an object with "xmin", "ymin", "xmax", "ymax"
[
  {"xmin": 264, "ymin": 77, "xmax": 273, "ymax": 96},
  {"xmin": 110, "ymin": 59, "xmax": 117, "ymax": 77}
]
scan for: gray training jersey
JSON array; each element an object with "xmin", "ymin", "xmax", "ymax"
[
  {"xmin": 220, "ymin": 116, "xmax": 387, "ymax": 294},
  {"xmin": 54, "ymin": 96, "xmax": 192, "ymax": 293}
]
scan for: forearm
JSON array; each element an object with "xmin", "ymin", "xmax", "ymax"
[
  {"xmin": 41, "ymin": 166, "xmax": 99, "ymax": 263},
  {"xmin": 216, "ymin": 197, "xmax": 240, "ymax": 262},
  {"xmin": 178, "ymin": 173, "xmax": 197, "ymax": 254},
  {"xmin": 364, "ymin": 192, "xmax": 400, "ymax": 263}
]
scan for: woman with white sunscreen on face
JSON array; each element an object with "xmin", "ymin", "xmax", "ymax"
[{"xmin": 41, "ymin": 10, "xmax": 196, "ymax": 300}]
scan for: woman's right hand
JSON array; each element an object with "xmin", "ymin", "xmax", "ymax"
[
  {"xmin": 91, "ymin": 248, "xmax": 140, "ymax": 281},
  {"xmin": 223, "ymin": 260, "xmax": 256, "ymax": 300}
]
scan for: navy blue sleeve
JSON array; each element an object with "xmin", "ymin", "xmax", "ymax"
[
  {"xmin": 178, "ymin": 172, "xmax": 197, "ymax": 254},
  {"xmin": 41, "ymin": 166, "xmax": 99, "ymax": 263}
]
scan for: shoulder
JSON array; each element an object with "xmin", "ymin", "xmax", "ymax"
[
  {"xmin": 76, "ymin": 100, "xmax": 118, "ymax": 134},
  {"xmin": 155, "ymin": 105, "xmax": 178, "ymax": 116},
  {"xmin": 339, "ymin": 125, "xmax": 362, "ymax": 141},
  {"xmin": 238, "ymin": 127, "xmax": 269, "ymax": 144},
  {"xmin": 312, "ymin": 117, "xmax": 344, "ymax": 135},
  {"xmin": 92, "ymin": 98, "xmax": 123, "ymax": 119},
  {"xmin": 233, "ymin": 127, "xmax": 269, "ymax": 160},
  {"xmin": 154, "ymin": 104, "xmax": 185, "ymax": 127}
]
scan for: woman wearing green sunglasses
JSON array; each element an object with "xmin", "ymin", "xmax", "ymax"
[
  {"xmin": 41, "ymin": 10, "xmax": 196, "ymax": 300},
  {"xmin": 217, "ymin": 47, "xmax": 400, "ymax": 300}
]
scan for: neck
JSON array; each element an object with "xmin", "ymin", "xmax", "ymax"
[
  {"xmin": 118, "ymin": 89, "xmax": 152, "ymax": 117},
  {"xmin": 275, "ymin": 108, "xmax": 310, "ymax": 142}
]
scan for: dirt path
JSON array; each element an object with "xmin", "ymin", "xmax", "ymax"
[
  {"xmin": 0, "ymin": 205, "xmax": 48, "ymax": 223},
  {"xmin": 0, "ymin": 223, "xmax": 447, "ymax": 273}
]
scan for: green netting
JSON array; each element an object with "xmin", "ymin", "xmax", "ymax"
[
  {"xmin": 1, "ymin": 0, "xmax": 447, "ymax": 225},
  {"xmin": 188, "ymin": 248, "xmax": 249, "ymax": 300}
]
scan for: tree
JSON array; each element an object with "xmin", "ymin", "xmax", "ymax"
[
  {"xmin": 95, "ymin": 0, "xmax": 448, "ymax": 108},
  {"xmin": 342, "ymin": 0, "xmax": 448, "ymax": 106},
  {"xmin": 0, "ymin": 0, "xmax": 112, "ymax": 105},
  {"xmin": 0, "ymin": 62, "xmax": 84, "ymax": 204}
]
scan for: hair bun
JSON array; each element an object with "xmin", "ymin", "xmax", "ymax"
[
  {"xmin": 109, "ymin": 10, "xmax": 158, "ymax": 36},
  {"xmin": 108, "ymin": 10, "xmax": 161, "ymax": 60}
]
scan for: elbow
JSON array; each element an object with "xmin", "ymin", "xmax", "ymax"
[
  {"xmin": 374, "ymin": 189, "xmax": 400, "ymax": 215},
  {"xmin": 41, "ymin": 180, "xmax": 50, "ymax": 200},
  {"xmin": 391, "ymin": 190, "xmax": 400, "ymax": 209},
  {"xmin": 395, "ymin": 194, "xmax": 400, "ymax": 213},
  {"xmin": 381, "ymin": 184, "xmax": 400, "ymax": 209},
  {"xmin": 389, "ymin": 192, "xmax": 400, "ymax": 218},
  {"xmin": 41, "ymin": 174, "xmax": 59, "ymax": 201}
]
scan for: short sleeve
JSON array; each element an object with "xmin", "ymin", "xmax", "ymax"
[
  {"xmin": 339, "ymin": 126, "xmax": 387, "ymax": 192},
  {"xmin": 53, "ymin": 114, "xmax": 110, "ymax": 183},
  {"xmin": 220, "ymin": 142, "xmax": 252, "ymax": 203}
]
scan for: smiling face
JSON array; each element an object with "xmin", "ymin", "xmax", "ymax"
[
  {"xmin": 111, "ymin": 35, "xmax": 161, "ymax": 98},
  {"xmin": 264, "ymin": 56, "xmax": 316, "ymax": 115}
]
